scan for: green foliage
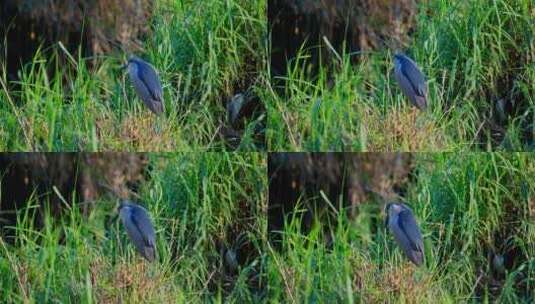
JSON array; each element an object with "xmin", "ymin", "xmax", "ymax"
[
  {"xmin": 267, "ymin": 153, "xmax": 535, "ymax": 302},
  {"xmin": 0, "ymin": 0, "xmax": 266, "ymax": 151},
  {"xmin": 266, "ymin": 0, "xmax": 534, "ymax": 151},
  {"xmin": 0, "ymin": 153, "xmax": 266, "ymax": 302}
]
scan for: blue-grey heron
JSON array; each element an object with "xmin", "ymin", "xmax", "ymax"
[
  {"xmin": 118, "ymin": 200, "xmax": 157, "ymax": 262},
  {"xmin": 385, "ymin": 202, "xmax": 425, "ymax": 266},
  {"xmin": 393, "ymin": 53, "xmax": 428, "ymax": 110},
  {"xmin": 124, "ymin": 56, "xmax": 165, "ymax": 115}
]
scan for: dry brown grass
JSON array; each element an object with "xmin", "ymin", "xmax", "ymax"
[
  {"xmin": 94, "ymin": 259, "xmax": 170, "ymax": 303},
  {"xmin": 112, "ymin": 114, "xmax": 178, "ymax": 151},
  {"xmin": 364, "ymin": 107, "xmax": 447, "ymax": 151}
]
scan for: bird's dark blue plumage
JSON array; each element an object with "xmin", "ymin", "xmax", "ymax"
[
  {"xmin": 132, "ymin": 58, "xmax": 163, "ymax": 102},
  {"xmin": 130, "ymin": 207, "xmax": 156, "ymax": 248},
  {"xmin": 119, "ymin": 201, "xmax": 157, "ymax": 262},
  {"xmin": 386, "ymin": 202, "xmax": 425, "ymax": 266},
  {"xmin": 398, "ymin": 209, "xmax": 424, "ymax": 252},
  {"xmin": 393, "ymin": 53, "xmax": 428, "ymax": 110},
  {"xmin": 126, "ymin": 56, "xmax": 165, "ymax": 115}
]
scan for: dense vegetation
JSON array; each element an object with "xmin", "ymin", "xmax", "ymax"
[
  {"xmin": 267, "ymin": 0, "xmax": 534, "ymax": 151},
  {"xmin": 267, "ymin": 153, "xmax": 535, "ymax": 302},
  {"xmin": 0, "ymin": 153, "xmax": 267, "ymax": 302},
  {"xmin": 0, "ymin": 0, "xmax": 266, "ymax": 151}
]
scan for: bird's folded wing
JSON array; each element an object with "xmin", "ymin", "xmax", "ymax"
[
  {"xmin": 130, "ymin": 210, "xmax": 156, "ymax": 248},
  {"xmin": 401, "ymin": 61, "xmax": 427, "ymax": 97},
  {"xmin": 137, "ymin": 63, "xmax": 163, "ymax": 102},
  {"xmin": 398, "ymin": 210, "xmax": 424, "ymax": 252}
]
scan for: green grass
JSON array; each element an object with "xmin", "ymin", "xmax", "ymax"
[
  {"xmin": 0, "ymin": 152, "xmax": 267, "ymax": 302},
  {"xmin": 0, "ymin": 0, "xmax": 266, "ymax": 151},
  {"xmin": 267, "ymin": 153, "xmax": 535, "ymax": 302},
  {"xmin": 266, "ymin": 0, "xmax": 535, "ymax": 152}
]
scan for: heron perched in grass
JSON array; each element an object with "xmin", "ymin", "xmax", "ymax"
[
  {"xmin": 118, "ymin": 200, "xmax": 157, "ymax": 262},
  {"xmin": 393, "ymin": 53, "xmax": 428, "ymax": 110},
  {"xmin": 124, "ymin": 56, "xmax": 165, "ymax": 115},
  {"xmin": 385, "ymin": 202, "xmax": 425, "ymax": 266}
]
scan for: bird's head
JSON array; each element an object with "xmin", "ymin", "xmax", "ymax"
[
  {"xmin": 384, "ymin": 202, "xmax": 405, "ymax": 227},
  {"xmin": 117, "ymin": 200, "xmax": 133, "ymax": 213},
  {"xmin": 120, "ymin": 56, "xmax": 140, "ymax": 70},
  {"xmin": 385, "ymin": 202, "xmax": 404, "ymax": 214},
  {"xmin": 393, "ymin": 53, "xmax": 405, "ymax": 66}
]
